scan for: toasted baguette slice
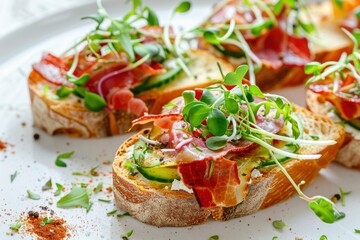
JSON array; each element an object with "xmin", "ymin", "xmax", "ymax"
[
  {"xmin": 28, "ymin": 50, "xmax": 233, "ymax": 138},
  {"xmin": 202, "ymin": 1, "xmax": 352, "ymax": 91},
  {"xmin": 112, "ymin": 106, "xmax": 345, "ymax": 227},
  {"xmin": 307, "ymin": 90, "xmax": 360, "ymax": 168}
]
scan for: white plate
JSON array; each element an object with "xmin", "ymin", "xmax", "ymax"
[{"xmin": 1, "ymin": 1, "xmax": 360, "ymax": 239}]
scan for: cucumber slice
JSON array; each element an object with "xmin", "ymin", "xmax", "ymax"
[
  {"xmin": 137, "ymin": 165, "xmax": 180, "ymax": 183},
  {"xmin": 132, "ymin": 66, "xmax": 183, "ymax": 94}
]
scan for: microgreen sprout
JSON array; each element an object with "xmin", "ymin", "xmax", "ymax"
[
  {"xmin": 181, "ymin": 64, "xmax": 342, "ymax": 223},
  {"xmin": 305, "ymin": 29, "xmax": 360, "ymax": 89},
  {"xmin": 199, "ymin": 0, "xmax": 315, "ymax": 84}
]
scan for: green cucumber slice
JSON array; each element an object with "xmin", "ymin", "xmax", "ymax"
[
  {"xmin": 136, "ymin": 165, "xmax": 180, "ymax": 183},
  {"xmin": 132, "ymin": 66, "xmax": 183, "ymax": 94}
]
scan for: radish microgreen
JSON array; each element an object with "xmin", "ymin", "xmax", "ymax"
[{"xmin": 181, "ymin": 64, "xmax": 343, "ymax": 223}]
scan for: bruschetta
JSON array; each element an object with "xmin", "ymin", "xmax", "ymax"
[{"xmin": 113, "ymin": 65, "xmax": 345, "ymax": 227}]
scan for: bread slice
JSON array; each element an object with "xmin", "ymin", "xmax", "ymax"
[
  {"xmin": 112, "ymin": 106, "xmax": 345, "ymax": 227},
  {"xmin": 201, "ymin": 1, "xmax": 352, "ymax": 91},
  {"xmin": 28, "ymin": 50, "xmax": 233, "ymax": 138},
  {"xmin": 306, "ymin": 90, "xmax": 360, "ymax": 168}
]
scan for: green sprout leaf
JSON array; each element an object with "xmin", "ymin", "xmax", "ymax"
[
  {"xmin": 208, "ymin": 235, "xmax": 219, "ymax": 240},
  {"xmin": 117, "ymin": 212, "xmax": 130, "ymax": 218},
  {"xmin": 272, "ymin": 220, "xmax": 286, "ymax": 230},
  {"xmin": 207, "ymin": 109, "xmax": 228, "ymax": 136},
  {"xmin": 42, "ymin": 178, "xmax": 52, "ymax": 191},
  {"xmin": 188, "ymin": 103, "xmax": 211, "ymax": 127},
  {"xmin": 145, "ymin": 6, "xmax": 159, "ymax": 26},
  {"xmin": 54, "ymin": 183, "xmax": 63, "ymax": 196},
  {"xmin": 84, "ymin": 92, "xmax": 107, "ymax": 112},
  {"xmin": 182, "ymin": 90, "xmax": 195, "ymax": 105},
  {"xmin": 206, "ymin": 136, "xmax": 228, "ymax": 151},
  {"xmin": 9, "ymin": 220, "xmax": 22, "ymax": 231},
  {"xmin": 27, "ymin": 190, "xmax": 40, "ymax": 200},
  {"xmin": 10, "ymin": 171, "xmax": 18, "ymax": 183},
  {"xmin": 308, "ymin": 197, "xmax": 345, "ymax": 223},
  {"xmin": 67, "ymin": 73, "xmax": 90, "ymax": 86},
  {"xmin": 305, "ymin": 62, "xmax": 322, "ymax": 75},
  {"xmin": 55, "ymin": 151, "xmax": 74, "ymax": 167},
  {"xmin": 121, "ymin": 229, "xmax": 134, "ymax": 238},
  {"xmin": 355, "ymin": 229, "xmax": 360, "ymax": 234},
  {"xmin": 174, "ymin": 1, "xmax": 191, "ymax": 13},
  {"xmin": 225, "ymin": 97, "xmax": 239, "ymax": 114},
  {"xmin": 94, "ymin": 182, "xmax": 104, "ymax": 193},
  {"xmin": 203, "ymin": 31, "xmax": 221, "ymax": 45},
  {"xmin": 39, "ymin": 217, "xmax": 54, "ymax": 226},
  {"xmin": 56, "ymin": 85, "xmax": 73, "ymax": 98},
  {"xmin": 57, "ymin": 186, "xmax": 92, "ymax": 210},
  {"xmin": 320, "ymin": 235, "xmax": 328, "ymax": 240},
  {"xmin": 249, "ymin": 85, "xmax": 265, "ymax": 98},
  {"xmin": 200, "ymin": 89, "xmax": 216, "ymax": 106}
]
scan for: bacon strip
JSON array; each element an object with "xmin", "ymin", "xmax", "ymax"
[
  {"xmin": 309, "ymin": 81, "xmax": 360, "ymax": 120},
  {"xmin": 178, "ymin": 157, "xmax": 241, "ymax": 208}
]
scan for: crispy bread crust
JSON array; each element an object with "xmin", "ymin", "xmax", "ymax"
[
  {"xmin": 28, "ymin": 50, "xmax": 233, "ymax": 138},
  {"xmin": 112, "ymin": 106, "xmax": 345, "ymax": 227},
  {"xmin": 306, "ymin": 89, "xmax": 360, "ymax": 168}
]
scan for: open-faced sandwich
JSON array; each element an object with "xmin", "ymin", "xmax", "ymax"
[
  {"xmin": 198, "ymin": 0, "xmax": 352, "ymax": 90},
  {"xmin": 113, "ymin": 65, "xmax": 345, "ymax": 227},
  {"xmin": 28, "ymin": 0, "xmax": 233, "ymax": 137},
  {"xmin": 306, "ymin": 29, "xmax": 360, "ymax": 168}
]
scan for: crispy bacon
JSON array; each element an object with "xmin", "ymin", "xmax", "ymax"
[
  {"xmin": 178, "ymin": 157, "xmax": 242, "ymax": 208},
  {"xmin": 309, "ymin": 80, "xmax": 360, "ymax": 120},
  {"xmin": 32, "ymin": 53, "xmax": 70, "ymax": 86}
]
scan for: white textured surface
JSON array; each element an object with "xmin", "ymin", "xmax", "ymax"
[{"xmin": 0, "ymin": 1, "xmax": 360, "ymax": 239}]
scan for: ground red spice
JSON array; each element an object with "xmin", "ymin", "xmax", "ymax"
[
  {"xmin": 0, "ymin": 141, "xmax": 7, "ymax": 151},
  {"xmin": 25, "ymin": 216, "xmax": 69, "ymax": 240}
]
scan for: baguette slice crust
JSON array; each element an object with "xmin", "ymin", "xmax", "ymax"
[
  {"xmin": 201, "ymin": 1, "xmax": 352, "ymax": 91},
  {"xmin": 28, "ymin": 50, "xmax": 233, "ymax": 138},
  {"xmin": 307, "ymin": 89, "xmax": 360, "ymax": 168},
  {"xmin": 112, "ymin": 106, "xmax": 345, "ymax": 227}
]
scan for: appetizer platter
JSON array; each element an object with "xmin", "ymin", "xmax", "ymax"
[{"xmin": 1, "ymin": 0, "xmax": 360, "ymax": 239}]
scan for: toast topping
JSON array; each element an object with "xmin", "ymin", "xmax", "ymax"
[
  {"xmin": 199, "ymin": 0, "xmax": 314, "ymax": 83},
  {"xmin": 32, "ymin": 0, "xmax": 193, "ymax": 115},
  {"xmin": 128, "ymin": 65, "xmax": 343, "ymax": 223},
  {"xmin": 306, "ymin": 29, "xmax": 360, "ymax": 122}
]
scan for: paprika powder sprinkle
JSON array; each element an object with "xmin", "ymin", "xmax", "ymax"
[
  {"xmin": 24, "ymin": 215, "xmax": 70, "ymax": 240},
  {"xmin": 0, "ymin": 141, "xmax": 7, "ymax": 151}
]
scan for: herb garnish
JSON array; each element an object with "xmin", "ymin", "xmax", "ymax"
[
  {"xmin": 55, "ymin": 151, "xmax": 74, "ymax": 167},
  {"xmin": 339, "ymin": 187, "xmax": 351, "ymax": 206},
  {"xmin": 86, "ymin": 202, "xmax": 94, "ymax": 213},
  {"xmin": 42, "ymin": 179, "xmax": 52, "ymax": 191},
  {"xmin": 10, "ymin": 171, "xmax": 18, "ymax": 183},
  {"xmin": 57, "ymin": 186, "xmax": 92, "ymax": 210},
  {"xmin": 121, "ymin": 229, "xmax": 134, "ymax": 239},
  {"xmin": 180, "ymin": 64, "xmax": 344, "ymax": 223},
  {"xmin": 208, "ymin": 235, "xmax": 219, "ymax": 240},
  {"xmin": 72, "ymin": 165, "xmax": 100, "ymax": 177},
  {"xmin": 9, "ymin": 220, "xmax": 22, "ymax": 231},
  {"xmin": 320, "ymin": 235, "xmax": 327, "ymax": 240},
  {"xmin": 272, "ymin": 220, "xmax": 286, "ymax": 230},
  {"xmin": 27, "ymin": 190, "xmax": 40, "ymax": 200},
  {"xmin": 94, "ymin": 182, "xmax": 104, "ymax": 193},
  {"xmin": 39, "ymin": 217, "xmax": 54, "ymax": 226},
  {"xmin": 199, "ymin": 0, "xmax": 315, "ymax": 84},
  {"xmin": 54, "ymin": 183, "xmax": 64, "ymax": 196},
  {"xmin": 107, "ymin": 209, "xmax": 117, "ymax": 216},
  {"xmin": 355, "ymin": 229, "xmax": 360, "ymax": 233},
  {"xmin": 98, "ymin": 198, "xmax": 111, "ymax": 203},
  {"xmin": 117, "ymin": 212, "xmax": 130, "ymax": 218}
]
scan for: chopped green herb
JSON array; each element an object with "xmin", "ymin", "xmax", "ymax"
[
  {"xmin": 98, "ymin": 198, "xmax": 111, "ymax": 203},
  {"xmin": 121, "ymin": 229, "xmax": 134, "ymax": 238},
  {"xmin": 55, "ymin": 151, "xmax": 74, "ymax": 167},
  {"xmin": 117, "ymin": 212, "xmax": 130, "ymax": 218},
  {"xmin": 73, "ymin": 166, "xmax": 100, "ymax": 177},
  {"xmin": 54, "ymin": 183, "xmax": 63, "ymax": 196},
  {"xmin": 9, "ymin": 220, "xmax": 22, "ymax": 231},
  {"xmin": 94, "ymin": 182, "xmax": 104, "ymax": 193},
  {"xmin": 355, "ymin": 229, "xmax": 360, "ymax": 233},
  {"xmin": 208, "ymin": 235, "xmax": 219, "ymax": 240},
  {"xmin": 42, "ymin": 179, "xmax": 52, "ymax": 191},
  {"xmin": 308, "ymin": 197, "xmax": 345, "ymax": 223},
  {"xmin": 310, "ymin": 135, "xmax": 320, "ymax": 140},
  {"xmin": 320, "ymin": 235, "xmax": 328, "ymax": 240},
  {"xmin": 90, "ymin": 166, "xmax": 99, "ymax": 176},
  {"xmin": 339, "ymin": 187, "xmax": 351, "ymax": 206},
  {"xmin": 86, "ymin": 202, "xmax": 93, "ymax": 213},
  {"xmin": 10, "ymin": 171, "xmax": 18, "ymax": 183},
  {"xmin": 57, "ymin": 186, "xmax": 92, "ymax": 210},
  {"xmin": 272, "ymin": 237, "xmax": 278, "ymax": 240},
  {"xmin": 39, "ymin": 217, "xmax": 54, "ymax": 226},
  {"xmin": 27, "ymin": 190, "xmax": 40, "ymax": 200},
  {"xmin": 272, "ymin": 220, "xmax": 286, "ymax": 230},
  {"xmin": 107, "ymin": 209, "xmax": 117, "ymax": 216}
]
